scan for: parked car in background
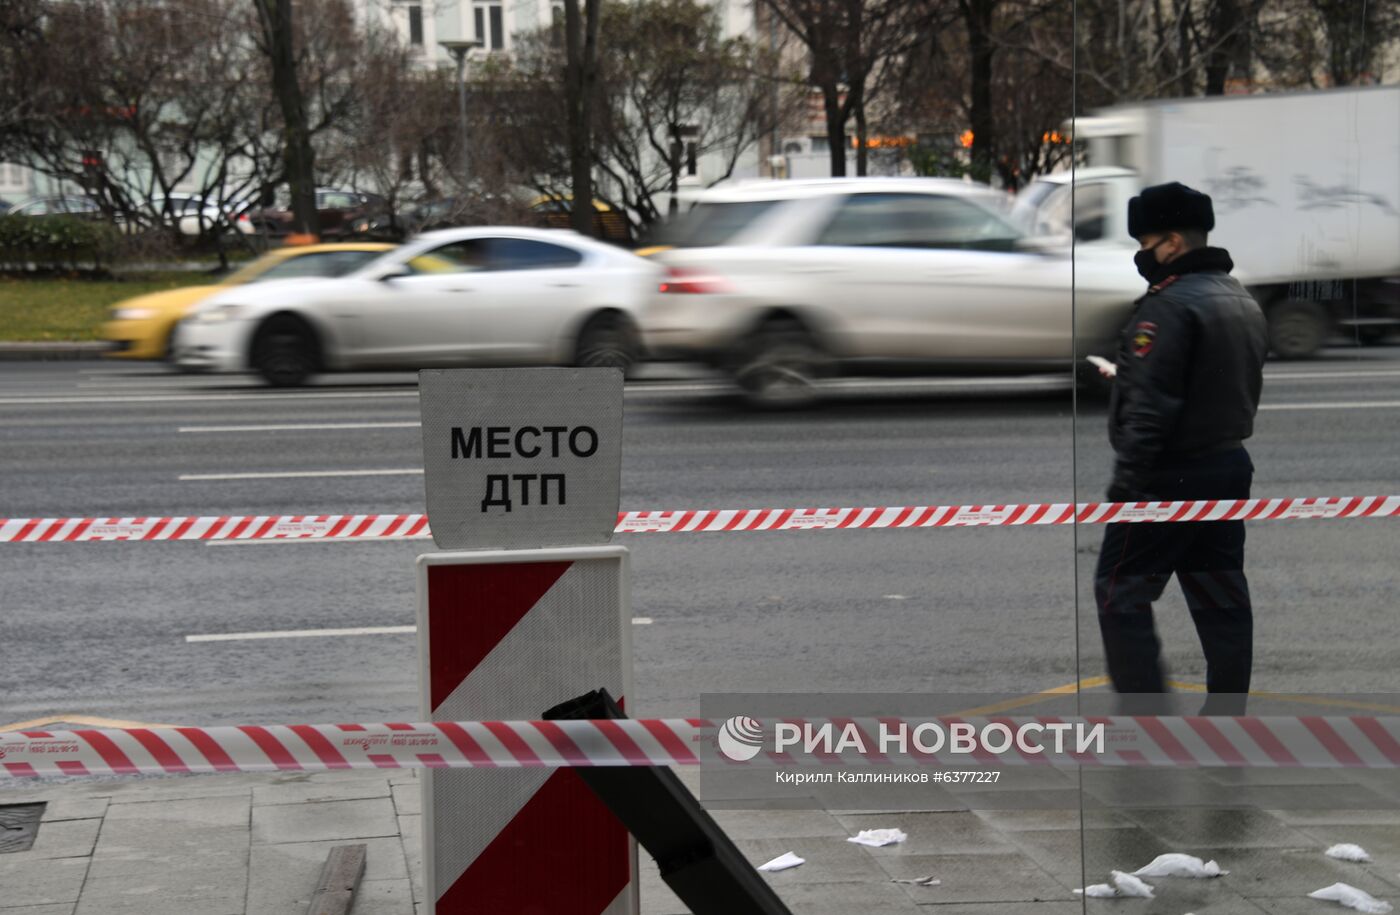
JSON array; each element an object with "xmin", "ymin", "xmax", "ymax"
[
  {"xmin": 246, "ymin": 188, "xmax": 391, "ymax": 239},
  {"xmin": 102, "ymin": 243, "xmax": 395, "ymax": 361},
  {"xmin": 0, "ymin": 199, "xmax": 12, "ymax": 214},
  {"xmin": 532, "ymin": 196, "xmax": 633, "ymax": 246},
  {"xmin": 348, "ymin": 197, "xmax": 472, "ymax": 241},
  {"xmin": 640, "ymin": 177, "xmax": 1144, "ymax": 406},
  {"xmin": 175, "ymin": 227, "xmax": 661, "ymax": 386},
  {"xmin": 7, "ymin": 196, "xmax": 102, "ymax": 219},
  {"xmin": 149, "ymin": 193, "xmax": 255, "ymax": 237}
]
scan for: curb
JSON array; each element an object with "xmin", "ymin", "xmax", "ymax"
[{"xmin": 0, "ymin": 342, "xmax": 110, "ymax": 361}]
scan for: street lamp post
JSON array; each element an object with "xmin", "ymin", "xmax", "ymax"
[{"xmin": 439, "ymin": 39, "xmax": 482, "ymax": 191}]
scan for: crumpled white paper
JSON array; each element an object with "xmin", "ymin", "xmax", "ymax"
[
  {"xmin": 1073, "ymin": 884, "xmax": 1117, "ymax": 898},
  {"xmin": 847, "ymin": 828, "xmax": 908, "ymax": 848},
  {"xmin": 757, "ymin": 852, "xmax": 805, "ymax": 872},
  {"xmin": 1327, "ymin": 844, "xmax": 1374, "ymax": 863},
  {"xmin": 1308, "ymin": 882, "xmax": 1393, "ymax": 913},
  {"xmin": 891, "ymin": 875, "xmax": 940, "ymax": 886},
  {"xmin": 1132, "ymin": 853, "xmax": 1229, "ymax": 878},
  {"xmin": 1073, "ymin": 871, "xmax": 1155, "ymax": 899}
]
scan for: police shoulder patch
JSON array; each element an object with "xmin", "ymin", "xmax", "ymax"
[{"xmin": 1132, "ymin": 321, "xmax": 1158, "ymax": 357}]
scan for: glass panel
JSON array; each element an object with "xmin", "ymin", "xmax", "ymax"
[{"xmin": 483, "ymin": 237, "xmax": 583, "ymax": 270}]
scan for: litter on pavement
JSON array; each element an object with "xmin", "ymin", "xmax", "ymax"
[
  {"xmin": 1074, "ymin": 870, "xmax": 1156, "ymax": 899},
  {"xmin": 1132, "ymin": 853, "xmax": 1229, "ymax": 877},
  {"xmin": 1308, "ymin": 882, "xmax": 1393, "ymax": 913},
  {"xmin": 891, "ymin": 876, "xmax": 940, "ymax": 886},
  {"xmin": 847, "ymin": 828, "xmax": 908, "ymax": 848},
  {"xmin": 757, "ymin": 852, "xmax": 805, "ymax": 872},
  {"xmin": 1327, "ymin": 844, "xmax": 1374, "ymax": 863}
]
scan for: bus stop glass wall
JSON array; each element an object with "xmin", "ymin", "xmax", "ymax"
[{"xmin": 1068, "ymin": 0, "xmax": 1400, "ymax": 908}]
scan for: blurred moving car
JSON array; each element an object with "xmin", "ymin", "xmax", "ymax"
[
  {"xmin": 640, "ymin": 177, "xmax": 1144, "ymax": 405},
  {"xmin": 7, "ymin": 196, "xmax": 103, "ymax": 219},
  {"xmin": 102, "ymin": 243, "xmax": 395, "ymax": 360},
  {"xmin": 175, "ymin": 227, "xmax": 660, "ymax": 386},
  {"xmin": 246, "ymin": 188, "xmax": 391, "ymax": 240}
]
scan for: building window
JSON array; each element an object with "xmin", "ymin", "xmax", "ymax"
[
  {"xmin": 474, "ymin": 0, "xmax": 505, "ymax": 51},
  {"xmin": 408, "ymin": 5, "xmax": 423, "ymax": 46}
]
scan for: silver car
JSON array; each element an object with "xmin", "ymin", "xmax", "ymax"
[{"xmin": 641, "ymin": 177, "xmax": 1143, "ymax": 405}]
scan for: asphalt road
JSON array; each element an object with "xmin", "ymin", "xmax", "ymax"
[{"xmin": 1, "ymin": 352, "xmax": 1397, "ymax": 730}]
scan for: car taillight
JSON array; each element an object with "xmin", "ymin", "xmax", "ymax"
[
  {"xmin": 658, "ymin": 267, "xmax": 734, "ymax": 295},
  {"xmin": 237, "ymin": 213, "xmax": 250, "ymax": 223}
]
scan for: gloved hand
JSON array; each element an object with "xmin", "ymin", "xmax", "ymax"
[{"xmin": 1106, "ymin": 464, "xmax": 1153, "ymax": 503}]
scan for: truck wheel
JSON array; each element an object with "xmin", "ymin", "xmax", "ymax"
[
  {"xmin": 251, "ymin": 316, "xmax": 318, "ymax": 387},
  {"xmin": 1268, "ymin": 300, "xmax": 1329, "ymax": 360},
  {"xmin": 574, "ymin": 312, "xmax": 639, "ymax": 376},
  {"xmin": 734, "ymin": 318, "xmax": 828, "ymax": 409}
]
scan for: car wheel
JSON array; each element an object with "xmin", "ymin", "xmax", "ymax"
[
  {"xmin": 163, "ymin": 324, "xmax": 192, "ymax": 371},
  {"xmin": 1268, "ymin": 300, "xmax": 1329, "ymax": 360},
  {"xmin": 735, "ymin": 318, "xmax": 828, "ymax": 409},
  {"xmin": 251, "ymin": 316, "xmax": 318, "ymax": 387},
  {"xmin": 574, "ymin": 313, "xmax": 639, "ymax": 376}
]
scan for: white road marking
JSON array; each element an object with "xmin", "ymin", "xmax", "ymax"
[
  {"xmin": 180, "ymin": 421, "xmax": 422, "ymax": 433},
  {"xmin": 0, "ymin": 391, "xmax": 418, "ymax": 406},
  {"xmin": 1260, "ymin": 401, "xmax": 1400, "ymax": 411},
  {"xmin": 1264, "ymin": 369, "xmax": 1400, "ymax": 381},
  {"xmin": 186, "ymin": 625, "xmax": 416, "ymax": 642},
  {"xmin": 188, "ymin": 619, "xmax": 654, "ymax": 642},
  {"xmin": 205, "ymin": 534, "xmax": 429, "ymax": 547},
  {"xmin": 180, "ymin": 468, "xmax": 423, "ymax": 481}
]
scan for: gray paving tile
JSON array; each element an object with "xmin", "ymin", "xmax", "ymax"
[
  {"xmin": 1121, "ymin": 808, "xmax": 1314, "ymax": 848},
  {"xmin": 1007, "ymin": 826, "xmax": 1171, "ymax": 882},
  {"xmin": 252, "ymin": 773, "xmax": 393, "ymax": 807},
  {"xmin": 1081, "ymin": 891, "xmax": 1268, "ymax": 914},
  {"xmin": 74, "ymin": 869, "xmax": 245, "ymax": 915},
  {"xmin": 1198, "ymin": 847, "xmax": 1400, "ymax": 900},
  {"xmin": 1082, "ymin": 770, "xmax": 1253, "ymax": 807},
  {"xmin": 251, "ymin": 797, "xmax": 398, "ymax": 845},
  {"xmin": 910, "ymin": 905, "xmax": 1084, "ymax": 915},
  {"xmin": 1269, "ymin": 807, "xmax": 1400, "ymax": 826},
  {"xmin": 710, "ymin": 808, "xmax": 846, "ymax": 839},
  {"xmin": 38, "ymin": 797, "xmax": 110, "ymax": 823},
  {"xmin": 773, "ymin": 880, "xmax": 921, "ymax": 913},
  {"xmin": 878, "ymin": 852, "xmax": 1074, "ymax": 904},
  {"xmin": 0, "ymin": 905, "xmax": 77, "ymax": 914},
  {"xmin": 638, "ymin": 860, "xmax": 689, "ymax": 915},
  {"xmin": 100, "ymin": 778, "xmax": 256, "ymax": 804},
  {"xmin": 971, "ymin": 807, "xmax": 1136, "ymax": 832},
  {"xmin": 246, "ymin": 836, "xmax": 410, "ymax": 913},
  {"xmin": 102, "ymin": 794, "xmax": 250, "ymax": 830},
  {"xmin": 1204, "ymin": 768, "xmax": 1353, "ymax": 786},
  {"xmin": 87, "ymin": 827, "xmax": 248, "ymax": 876},
  {"xmin": 0, "ymin": 857, "xmax": 87, "ymax": 907},
  {"xmin": 736, "ymin": 836, "xmax": 888, "ymax": 885},
  {"xmin": 1227, "ymin": 783, "xmax": 1399, "ymax": 811},
  {"xmin": 399, "ymin": 815, "xmax": 423, "ymax": 905},
  {"xmin": 347, "ymin": 879, "xmax": 414, "ymax": 915},
  {"xmin": 1252, "ymin": 896, "xmax": 1397, "ymax": 914},
  {"xmin": 833, "ymin": 812, "xmax": 1016, "ymax": 854},
  {"xmin": 390, "ymin": 783, "xmax": 421, "ymax": 817},
  {"xmin": 4, "ymin": 819, "xmax": 100, "ymax": 861},
  {"xmin": 1293, "ymin": 823, "xmax": 1400, "ymax": 861}
]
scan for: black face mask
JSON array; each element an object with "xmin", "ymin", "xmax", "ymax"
[{"xmin": 1133, "ymin": 238, "xmax": 1171, "ymax": 281}]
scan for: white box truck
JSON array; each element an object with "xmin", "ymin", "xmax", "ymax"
[{"xmin": 1017, "ymin": 86, "xmax": 1400, "ymax": 357}]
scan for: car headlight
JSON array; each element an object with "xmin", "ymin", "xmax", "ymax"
[
  {"xmin": 110, "ymin": 307, "xmax": 156, "ymax": 320},
  {"xmin": 192, "ymin": 304, "xmax": 247, "ymax": 323}
]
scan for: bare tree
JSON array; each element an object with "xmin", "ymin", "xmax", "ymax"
[
  {"xmin": 563, "ymin": 0, "xmax": 602, "ymax": 235},
  {"xmin": 757, "ymin": 0, "xmax": 922, "ymax": 176},
  {"xmin": 252, "ymin": 0, "xmax": 318, "ymax": 236}
]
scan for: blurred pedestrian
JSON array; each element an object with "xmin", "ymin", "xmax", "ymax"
[{"xmin": 1095, "ymin": 182, "xmax": 1268, "ymax": 716}]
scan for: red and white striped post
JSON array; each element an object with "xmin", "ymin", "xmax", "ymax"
[{"xmin": 417, "ymin": 546, "xmax": 637, "ymax": 915}]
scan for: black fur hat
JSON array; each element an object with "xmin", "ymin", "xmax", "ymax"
[{"xmin": 1127, "ymin": 181, "xmax": 1215, "ymax": 238}]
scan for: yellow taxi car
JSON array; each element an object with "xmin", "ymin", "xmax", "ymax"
[{"xmin": 101, "ymin": 243, "xmax": 395, "ymax": 360}]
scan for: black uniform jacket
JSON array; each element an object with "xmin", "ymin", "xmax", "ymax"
[{"xmin": 1108, "ymin": 247, "xmax": 1268, "ymax": 494}]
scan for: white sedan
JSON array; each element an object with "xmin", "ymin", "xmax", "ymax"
[{"xmin": 175, "ymin": 227, "xmax": 660, "ymax": 386}]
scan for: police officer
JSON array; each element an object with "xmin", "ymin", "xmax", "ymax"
[{"xmin": 1096, "ymin": 181, "xmax": 1268, "ymax": 716}]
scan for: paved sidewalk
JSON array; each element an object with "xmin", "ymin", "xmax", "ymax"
[{"xmin": 3, "ymin": 766, "xmax": 1400, "ymax": 913}]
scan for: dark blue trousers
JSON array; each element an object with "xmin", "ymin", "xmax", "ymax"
[{"xmin": 1094, "ymin": 448, "xmax": 1255, "ymax": 714}]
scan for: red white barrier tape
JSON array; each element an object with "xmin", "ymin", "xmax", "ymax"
[
  {"xmin": 2, "ymin": 496, "xmax": 1396, "ymax": 543},
  {"xmin": 5, "ymin": 715, "xmax": 1400, "ymax": 778}
]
